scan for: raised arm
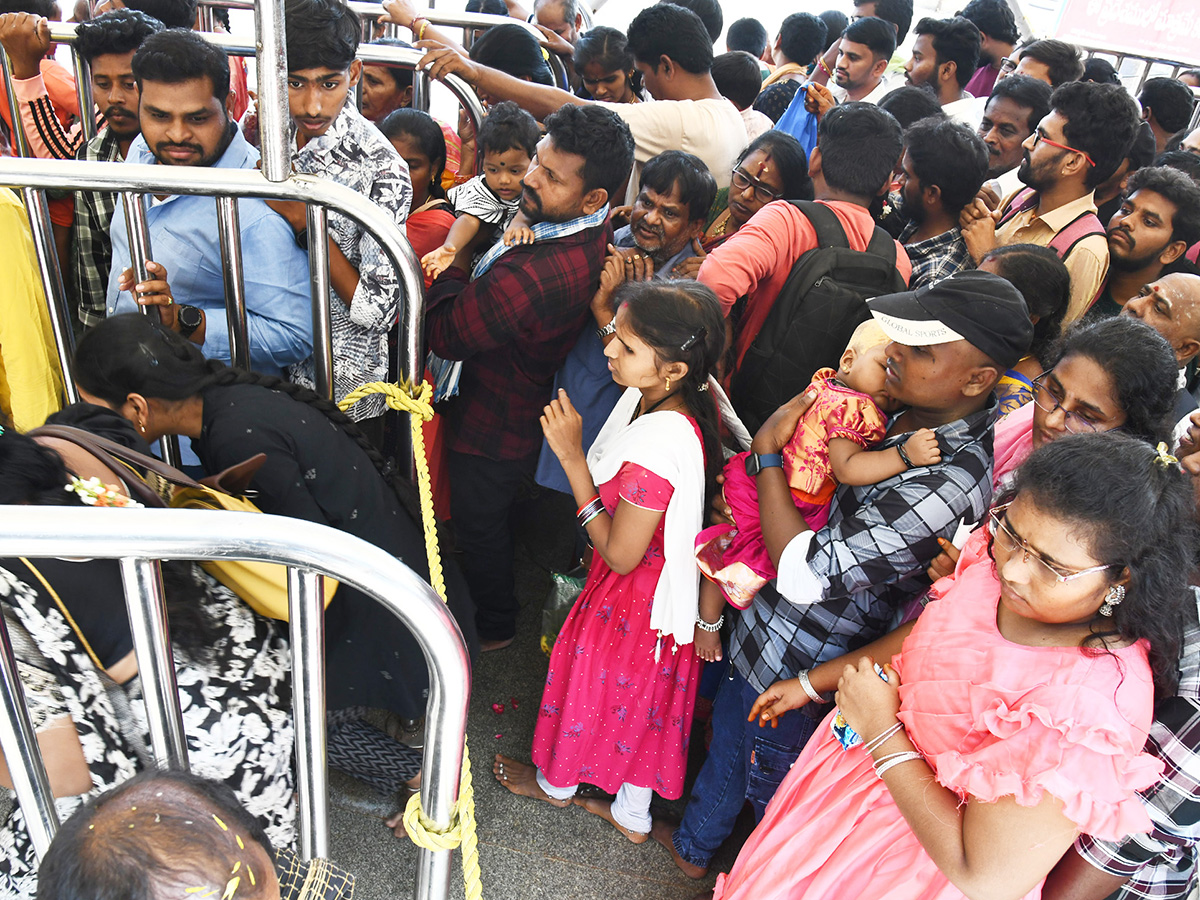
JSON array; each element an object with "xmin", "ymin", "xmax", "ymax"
[{"xmin": 417, "ymin": 40, "xmax": 586, "ymax": 121}]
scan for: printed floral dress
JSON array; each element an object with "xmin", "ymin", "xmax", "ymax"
[
  {"xmin": 0, "ymin": 563, "xmax": 295, "ymax": 899},
  {"xmin": 532, "ymin": 456, "xmax": 701, "ymax": 799}
]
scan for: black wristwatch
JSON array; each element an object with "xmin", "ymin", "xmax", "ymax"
[
  {"xmin": 177, "ymin": 304, "xmax": 203, "ymax": 339},
  {"xmin": 744, "ymin": 452, "xmax": 783, "ymax": 477}
]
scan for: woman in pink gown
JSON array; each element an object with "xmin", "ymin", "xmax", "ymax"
[
  {"xmin": 494, "ymin": 281, "xmax": 726, "ymax": 840},
  {"xmin": 716, "ymin": 432, "xmax": 1197, "ymax": 900}
]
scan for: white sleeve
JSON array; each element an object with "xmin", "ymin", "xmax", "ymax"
[{"xmin": 775, "ymin": 530, "xmax": 824, "ymax": 605}]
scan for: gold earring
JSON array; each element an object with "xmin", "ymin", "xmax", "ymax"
[
  {"xmin": 665, "ymin": 377, "xmax": 671, "ymax": 392},
  {"xmin": 139, "ymin": 423, "xmax": 146, "ymax": 434}
]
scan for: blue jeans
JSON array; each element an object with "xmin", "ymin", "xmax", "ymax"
[{"xmin": 672, "ymin": 666, "xmax": 820, "ymax": 868}]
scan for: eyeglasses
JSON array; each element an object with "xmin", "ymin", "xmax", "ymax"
[
  {"xmin": 730, "ymin": 168, "xmax": 783, "ymax": 204},
  {"xmin": 1030, "ymin": 131, "xmax": 1097, "ymax": 167},
  {"xmin": 1030, "ymin": 373, "xmax": 1101, "ymax": 434},
  {"xmin": 988, "ymin": 504, "xmax": 1119, "ymax": 585},
  {"xmin": 1000, "ymin": 56, "xmax": 1019, "ymax": 73}
]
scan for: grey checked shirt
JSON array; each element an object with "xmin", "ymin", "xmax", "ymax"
[
  {"xmin": 730, "ymin": 396, "xmax": 998, "ymax": 693},
  {"xmin": 286, "ymin": 103, "xmax": 412, "ymax": 421}
]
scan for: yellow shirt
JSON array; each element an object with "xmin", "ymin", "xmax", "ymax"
[
  {"xmin": 996, "ymin": 189, "xmax": 1108, "ymax": 324},
  {"xmin": 0, "ymin": 187, "xmax": 64, "ymax": 429}
]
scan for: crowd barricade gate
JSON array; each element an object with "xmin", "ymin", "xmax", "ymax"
[
  {"xmin": 0, "ymin": 506, "xmax": 472, "ymax": 900},
  {"xmin": 0, "ymin": 13, "xmax": 487, "ymax": 464}
]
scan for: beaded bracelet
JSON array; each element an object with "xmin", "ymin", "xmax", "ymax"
[
  {"xmin": 873, "ymin": 751, "xmax": 924, "ymax": 778},
  {"xmin": 797, "ymin": 670, "xmax": 826, "ymax": 703},
  {"xmin": 861, "ymin": 721, "xmax": 905, "ymax": 755}
]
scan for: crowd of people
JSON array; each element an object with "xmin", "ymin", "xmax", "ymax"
[{"xmin": 4, "ymin": 0, "xmax": 1200, "ymax": 897}]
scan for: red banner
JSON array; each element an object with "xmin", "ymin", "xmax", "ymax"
[{"xmin": 1054, "ymin": 0, "xmax": 1200, "ymax": 65}]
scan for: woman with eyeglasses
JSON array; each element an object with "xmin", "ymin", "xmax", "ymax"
[
  {"xmin": 922, "ymin": 316, "xmax": 1178, "ymax": 585},
  {"xmin": 669, "ymin": 132, "xmax": 814, "ymax": 282},
  {"xmin": 703, "ymin": 432, "xmax": 1196, "ymax": 900},
  {"xmin": 703, "ymin": 132, "xmax": 813, "ymax": 251},
  {"xmin": 991, "ymin": 315, "xmax": 1178, "ymax": 486}
]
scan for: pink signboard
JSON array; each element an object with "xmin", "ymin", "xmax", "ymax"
[{"xmin": 1054, "ymin": 0, "xmax": 1200, "ymax": 65}]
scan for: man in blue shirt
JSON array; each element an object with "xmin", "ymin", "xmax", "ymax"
[{"xmin": 106, "ymin": 29, "xmax": 311, "ymax": 377}]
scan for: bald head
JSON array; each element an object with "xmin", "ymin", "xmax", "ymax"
[{"xmin": 1121, "ymin": 272, "xmax": 1200, "ymax": 367}]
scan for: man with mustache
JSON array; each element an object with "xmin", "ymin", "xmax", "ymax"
[
  {"xmin": 615, "ymin": 150, "xmax": 716, "ymax": 277},
  {"xmin": 106, "ymin": 28, "xmax": 311, "ymax": 379},
  {"xmin": 961, "ymin": 81, "xmax": 1141, "ymax": 324},
  {"xmin": 0, "ymin": 8, "xmax": 163, "ymax": 329},
  {"xmin": 424, "ymin": 104, "xmax": 635, "ymax": 651},
  {"xmin": 977, "ymin": 74, "xmax": 1051, "ymax": 199},
  {"xmin": 827, "ymin": 16, "xmax": 895, "ymax": 105},
  {"xmin": 1088, "ymin": 167, "xmax": 1200, "ymax": 320}
]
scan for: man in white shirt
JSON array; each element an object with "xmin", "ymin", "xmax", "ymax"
[
  {"xmin": 414, "ymin": 3, "xmax": 746, "ymax": 204},
  {"xmin": 828, "ymin": 16, "xmax": 895, "ymax": 105}
]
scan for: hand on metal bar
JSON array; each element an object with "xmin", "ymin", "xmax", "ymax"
[
  {"xmin": 0, "ymin": 13, "xmax": 52, "ymax": 80},
  {"xmin": 117, "ymin": 260, "xmax": 205, "ymax": 344},
  {"xmin": 416, "ymin": 40, "xmax": 480, "ymax": 87}
]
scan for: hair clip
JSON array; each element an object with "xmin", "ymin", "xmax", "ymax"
[
  {"xmin": 680, "ymin": 326, "xmax": 707, "ymax": 352},
  {"xmin": 697, "ymin": 381, "xmax": 709, "ymax": 391},
  {"xmin": 1154, "ymin": 442, "xmax": 1179, "ymax": 469}
]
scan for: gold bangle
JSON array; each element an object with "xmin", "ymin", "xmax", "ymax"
[{"xmin": 415, "ymin": 18, "xmax": 429, "ymax": 41}]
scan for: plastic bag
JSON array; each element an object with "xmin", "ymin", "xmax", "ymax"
[
  {"xmin": 541, "ymin": 567, "xmax": 586, "ymax": 656},
  {"xmin": 774, "ymin": 84, "xmax": 820, "ymax": 159}
]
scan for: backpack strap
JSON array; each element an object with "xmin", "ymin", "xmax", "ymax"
[
  {"xmin": 1048, "ymin": 211, "xmax": 1105, "ymax": 260},
  {"xmin": 791, "ymin": 199, "xmax": 850, "ymax": 249},
  {"xmin": 865, "ymin": 224, "xmax": 899, "ymax": 269},
  {"xmin": 997, "ymin": 187, "xmax": 1039, "ymax": 227}
]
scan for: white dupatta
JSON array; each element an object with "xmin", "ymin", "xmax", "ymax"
[{"xmin": 587, "ymin": 387, "xmax": 706, "ymax": 649}]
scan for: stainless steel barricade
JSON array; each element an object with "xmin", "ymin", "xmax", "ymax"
[
  {"xmin": 0, "ymin": 157, "xmax": 427, "ymax": 411},
  {"xmin": 2, "ymin": 16, "xmax": 486, "ymax": 405},
  {"xmin": 0, "ymin": 506, "xmax": 472, "ymax": 900}
]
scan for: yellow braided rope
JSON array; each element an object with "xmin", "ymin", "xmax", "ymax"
[{"xmin": 339, "ymin": 380, "xmax": 483, "ymax": 900}]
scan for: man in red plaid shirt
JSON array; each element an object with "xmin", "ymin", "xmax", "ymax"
[{"xmin": 426, "ymin": 103, "xmax": 635, "ymax": 651}]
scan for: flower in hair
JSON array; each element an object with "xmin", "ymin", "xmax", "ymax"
[
  {"xmin": 65, "ymin": 476, "xmax": 144, "ymax": 508},
  {"xmin": 1154, "ymin": 442, "xmax": 1179, "ymax": 469}
]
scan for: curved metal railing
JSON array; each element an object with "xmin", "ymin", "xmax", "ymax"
[{"xmin": 0, "ymin": 506, "xmax": 471, "ymax": 900}]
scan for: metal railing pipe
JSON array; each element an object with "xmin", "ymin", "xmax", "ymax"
[
  {"xmin": 70, "ymin": 52, "xmax": 97, "ymax": 144},
  {"xmin": 0, "ymin": 505, "xmax": 471, "ymax": 896},
  {"xmin": 0, "ymin": 158, "xmax": 426, "ymax": 399},
  {"xmin": 305, "ymin": 204, "xmax": 335, "ymax": 401},
  {"xmin": 119, "ymin": 557, "xmax": 189, "ymax": 770},
  {"xmin": 215, "ymin": 196, "xmax": 251, "ymax": 369},
  {"xmin": 288, "ymin": 567, "xmax": 329, "ymax": 861},
  {"xmin": 23, "ymin": 187, "xmax": 79, "ymax": 405},
  {"xmin": 1, "ymin": 46, "xmax": 32, "ymax": 158},
  {"xmin": 0, "ymin": 608, "xmax": 58, "ymax": 859},
  {"xmin": 254, "ymin": 0, "xmax": 291, "ymax": 183}
]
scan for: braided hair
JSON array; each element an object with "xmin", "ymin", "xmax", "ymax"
[
  {"xmin": 615, "ymin": 280, "xmax": 726, "ymax": 507},
  {"xmin": 1000, "ymin": 432, "xmax": 1198, "ymax": 702},
  {"xmin": 73, "ymin": 314, "xmax": 405, "ymax": 504}
]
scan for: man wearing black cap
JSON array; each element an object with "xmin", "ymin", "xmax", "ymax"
[{"xmin": 654, "ymin": 271, "xmax": 1031, "ymax": 880}]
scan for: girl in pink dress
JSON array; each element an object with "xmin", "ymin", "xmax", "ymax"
[
  {"xmin": 694, "ymin": 321, "xmax": 940, "ymax": 625},
  {"xmin": 493, "ymin": 280, "xmax": 725, "ymax": 841},
  {"xmin": 713, "ymin": 432, "xmax": 1196, "ymax": 900}
]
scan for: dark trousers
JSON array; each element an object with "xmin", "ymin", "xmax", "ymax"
[{"xmin": 447, "ymin": 449, "xmax": 536, "ymax": 641}]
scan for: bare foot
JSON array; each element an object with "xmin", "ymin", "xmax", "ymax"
[
  {"xmin": 480, "ymin": 636, "xmax": 515, "ymax": 652},
  {"xmin": 651, "ymin": 818, "xmax": 708, "ymax": 879},
  {"xmin": 573, "ymin": 795, "xmax": 648, "ymax": 844},
  {"xmin": 493, "ymin": 755, "xmax": 571, "ymax": 807},
  {"xmin": 385, "ymin": 809, "xmax": 409, "ymax": 839}
]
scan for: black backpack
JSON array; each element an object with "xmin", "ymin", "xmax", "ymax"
[{"xmin": 730, "ymin": 200, "xmax": 909, "ymax": 434}]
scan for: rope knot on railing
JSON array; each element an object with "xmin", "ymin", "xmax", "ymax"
[
  {"xmin": 339, "ymin": 379, "xmax": 482, "ymax": 900},
  {"xmin": 340, "ymin": 380, "xmax": 436, "ymax": 422}
]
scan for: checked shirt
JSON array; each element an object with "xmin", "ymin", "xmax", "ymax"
[{"xmin": 730, "ymin": 396, "xmax": 998, "ymax": 693}]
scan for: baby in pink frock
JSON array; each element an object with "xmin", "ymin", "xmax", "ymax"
[{"xmin": 696, "ymin": 321, "xmax": 941, "ymax": 608}]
